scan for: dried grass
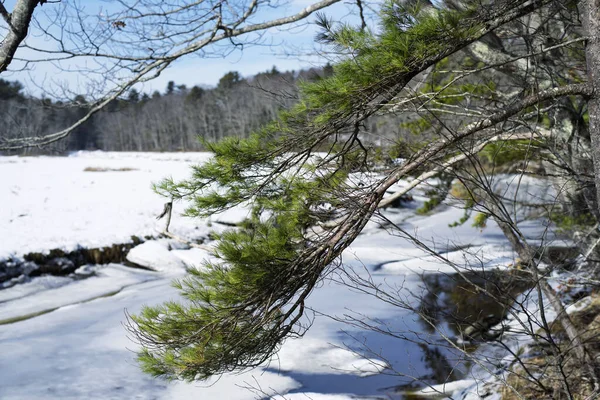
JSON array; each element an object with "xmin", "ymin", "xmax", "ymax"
[{"xmin": 83, "ymin": 166, "xmax": 138, "ymax": 172}]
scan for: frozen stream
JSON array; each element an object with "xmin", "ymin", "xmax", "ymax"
[
  {"xmin": 0, "ymin": 152, "xmax": 552, "ymax": 399},
  {"xmin": 0, "ymin": 253, "xmax": 517, "ymax": 400}
]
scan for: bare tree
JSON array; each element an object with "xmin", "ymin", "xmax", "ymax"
[{"xmin": 0, "ymin": 0, "xmax": 344, "ymax": 150}]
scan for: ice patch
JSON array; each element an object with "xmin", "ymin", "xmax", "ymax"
[
  {"xmin": 0, "ymin": 275, "xmax": 72, "ymax": 303},
  {"xmin": 412, "ymin": 379, "xmax": 476, "ymax": 397},
  {"xmin": 276, "ymin": 338, "xmax": 387, "ymax": 377},
  {"xmin": 0, "ymin": 264, "xmax": 157, "ymax": 322}
]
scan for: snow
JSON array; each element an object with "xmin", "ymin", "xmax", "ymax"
[
  {"xmin": 411, "ymin": 379, "xmax": 477, "ymax": 397},
  {"xmin": 170, "ymin": 247, "xmax": 215, "ymax": 270},
  {"xmin": 275, "ymin": 339, "xmax": 388, "ymax": 377},
  {"xmin": 0, "ymin": 151, "xmax": 562, "ymax": 399},
  {"xmin": 126, "ymin": 240, "xmax": 187, "ymax": 273},
  {"xmin": 378, "ymin": 244, "xmax": 516, "ymax": 274},
  {"xmin": 0, "ymin": 151, "xmax": 213, "ymax": 260},
  {"xmin": 567, "ymin": 295, "xmax": 593, "ymax": 314}
]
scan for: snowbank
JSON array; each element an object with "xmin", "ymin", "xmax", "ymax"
[{"xmin": 0, "ymin": 151, "xmax": 213, "ymax": 260}]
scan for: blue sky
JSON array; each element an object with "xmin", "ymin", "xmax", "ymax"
[{"xmin": 1, "ymin": 0, "xmax": 366, "ymax": 97}]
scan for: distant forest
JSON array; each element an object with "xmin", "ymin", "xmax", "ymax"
[{"xmin": 0, "ymin": 65, "xmax": 406, "ymax": 154}]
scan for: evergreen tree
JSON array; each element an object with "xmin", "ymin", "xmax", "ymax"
[
  {"xmin": 217, "ymin": 71, "xmax": 243, "ymax": 90},
  {"xmin": 166, "ymin": 81, "xmax": 175, "ymax": 95},
  {"xmin": 127, "ymin": 89, "xmax": 140, "ymax": 103},
  {"xmin": 128, "ymin": 0, "xmax": 600, "ymax": 394},
  {"xmin": 187, "ymin": 86, "xmax": 205, "ymax": 102},
  {"xmin": 0, "ymin": 79, "xmax": 24, "ymax": 101}
]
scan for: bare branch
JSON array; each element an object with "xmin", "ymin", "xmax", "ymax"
[{"xmin": 0, "ymin": 0, "xmax": 342, "ymax": 150}]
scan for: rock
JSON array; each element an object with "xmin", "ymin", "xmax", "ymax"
[
  {"xmin": 0, "ymin": 258, "xmax": 27, "ymax": 283},
  {"xmin": 383, "ymin": 193, "xmax": 414, "ymax": 209},
  {"xmin": 0, "ymin": 236, "xmax": 149, "ymax": 285},
  {"xmin": 542, "ymin": 245, "xmax": 580, "ymax": 267},
  {"xmin": 20, "ymin": 261, "xmax": 39, "ymax": 276},
  {"xmin": 463, "ymin": 314, "xmax": 504, "ymax": 341},
  {"xmin": 36, "ymin": 257, "xmax": 76, "ymax": 276}
]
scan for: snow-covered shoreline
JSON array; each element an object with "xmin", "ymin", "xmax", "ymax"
[{"xmin": 0, "ymin": 151, "xmax": 216, "ymax": 261}]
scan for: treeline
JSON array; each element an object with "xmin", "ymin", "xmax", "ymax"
[{"xmin": 0, "ymin": 65, "xmax": 403, "ymax": 154}]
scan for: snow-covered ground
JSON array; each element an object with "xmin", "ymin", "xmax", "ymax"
[
  {"xmin": 0, "ymin": 152, "xmax": 553, "ymax": 399},
  {"xmin": 0, "ymin": 151, "xmax": 215, "ymax": 260}
]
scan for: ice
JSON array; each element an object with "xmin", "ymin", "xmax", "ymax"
[
  {"xmin": 0, "ymin": 275, "xmax": 72, "ymax": 303},
  {"xmin": 0, "ymin": 264, "xmax": 157, "ymax": 323}
]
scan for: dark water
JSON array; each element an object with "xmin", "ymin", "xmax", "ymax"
[{"xmin": 269, "ymin": 269, "xmax": 531, "ymax": 399}]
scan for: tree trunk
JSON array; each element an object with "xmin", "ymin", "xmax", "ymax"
[{"xmin": 582, "ymin": 0, "xmax": 600, "ymax": 218}]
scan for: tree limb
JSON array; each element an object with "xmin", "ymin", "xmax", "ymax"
[
  {"xmin": 378, "ymin": 84, "xmax": 591, "ymax": 197},
  {"xmin": 0, "ymin": 0, "xmax": 39, "ymax": 74},
  {"xmin": 378, "ymin": 130, "xmax": 551, "ymax": 209}
]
